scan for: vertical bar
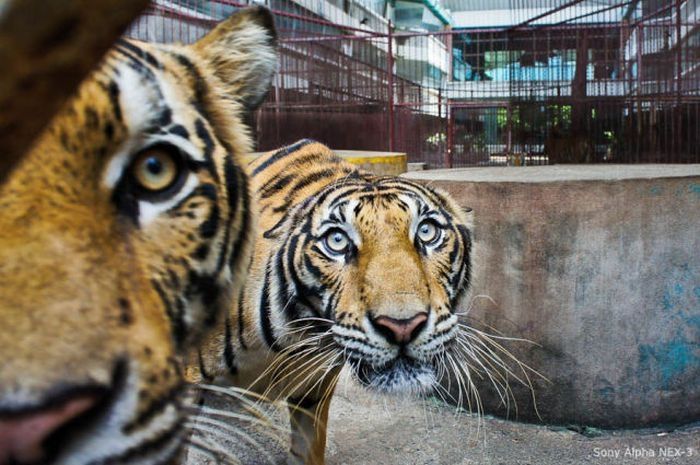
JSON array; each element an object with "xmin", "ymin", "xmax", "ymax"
[
  {"xmin": 447, "ymin": 26, "xmax": 453, "ymax": 81},
  {"xmin": 636, "ymin": 23, "xmax": 643, "ymax": 162},
  {"xmin": 506, "ymin": 103, "xmax": 512, "ymax": 159},
  {"xmin": 446, "ymin": 103, "xmax": 453, "ymax": 168},
  {"xmin": 387, "ymin": 21, "xmax": 395, "ymax": 152},
  {"xmin": 675, "ymin": 0, "xmax": 683, "ymax": 162}
]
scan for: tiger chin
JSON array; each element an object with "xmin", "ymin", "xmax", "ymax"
[
  {"xmin": 194, "ymin": 140, "xmax": 473, "ymax": 465},
  {"xmin": 0, "ymin": 7, "xmax": 277, "ymax": 465}
]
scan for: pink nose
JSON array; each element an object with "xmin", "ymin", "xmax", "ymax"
[
  {"xmin": 372, "ymin": 312, "xmax": 428, "ymax": 345},
  {"xmin": 0, "ymin": 393, "xmax": 100, "ymax": 465}
]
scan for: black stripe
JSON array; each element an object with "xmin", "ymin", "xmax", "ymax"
[
  {"xmin": 107, "ymin": 80, "xmax": 122, "ymax": 122},
  {"xmin": 197, "ymin": 184, "xmax": 219, "ymax": 239},
  {"xmin": 194, "ymin": 119, "xmax": 219, "ymax": 183},
  {"xmin": 287, "ymin": 168, "xmax": 339, "ymax": 196},
  {"xmin": 252, "ymin": 139, "xmax": 315, "ymax": 176},
  {"xmin": 285, "ymin": 233, "xmax": 319, "ymax": 314},
  {"xmin": 214, "ymin": 157, "xmax": 238, "ymax": 275},
  {"xmin": 167, "ymin": 124, "xmax": 189, "ymax": 139},
  {"xmin": 274, "ymin": 246, "xmax": 296, "ymax": 321},
  {"xmin": 223, "ymin": 316, "xmax": 238, "ymax": 376},
  {"xmin": 198, "ymin": 350, "xmax": 214, "ymax": 382},
  {"xmin": 115, "ymin": 39, "xmax": 161, "ymax": 68},
  {"xmin": 435, "ymin": 313, "xmax": 451, "ymax": 324},
  {"xmin": 185, "ymin": 271, "xmax": 220, "ymax": 327},
  {"xmin": 86, "ymin": 420, "xmax": 183, "ymax": 465},
  {"xmin": 269, "ymin": 168, "xmax": 348, "ymax": 215},
  {"xmin": 152, "ymin": 279, "xmax": 186, "ymax": 348},
  {"xmin": 324, "ymin": 280, "xmax": 343, "ymax": 321},
  {"xmin": 224, "ymin": 157, "xmax": 240, "ymax": 222},
  {"xmin": 451, "ymin": 225, "xmax": 472, "ymax": 307},
  {"xmin": 259, "ymin": 173, "xmax": 295, "ymax": 198},
  {"xmin": 259, "ymin": 265, "xmax": 278, "ymax": 350},
  {"xmin": 228, "ymin": 162, "xmax": 251, "ymax": 275},
  {"xmin": 112, "ymin": 45, "xmax": 158, "ymax": 82},
  {"xmin": 237, "ymin": 289, "xmax": 248, "ymax": 350},
  {"xmin": 303, "ymin": 254, "xmax": 323, "ymax": 280},
  {"xmin": 288, "ymin": 395, "xmax": 320, "ymax": 410},
  {"xmin": 169, "ymin": 52, "xmax": 210, "ymax": 120},
  {"xmin": 122, "ymin": 383, "xmax": 184, "ymax": 434}
]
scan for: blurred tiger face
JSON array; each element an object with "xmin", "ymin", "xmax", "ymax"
[
  {"xmin": 0, "ymin": 7, "xmax": 275, "ymax": 465},
  {"xmin": 281, "ymin": 178, "xmax": 472, "ymax": 393}
]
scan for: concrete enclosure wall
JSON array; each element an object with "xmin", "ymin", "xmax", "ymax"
[{"xmin": 404, "ymin": 165, "xmax": 700, "ymax": 428}]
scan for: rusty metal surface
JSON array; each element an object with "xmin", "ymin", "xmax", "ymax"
[{"xmin": 0, "ymin": 0, "xmax": 149, "ymax": 184}]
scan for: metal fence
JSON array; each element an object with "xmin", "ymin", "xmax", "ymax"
[{"xmin": 127, "ymin": 1, "xmax": 700, "ymax": 167}]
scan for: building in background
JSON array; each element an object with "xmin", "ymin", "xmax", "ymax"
[{"xmin": 128, "ymin": 1, "xmax": 700, "ymax": 167}]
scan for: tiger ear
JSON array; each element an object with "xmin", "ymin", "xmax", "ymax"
[{"xmin": 192, "ymin": 6, "xmax": 277, "ymax": 110}]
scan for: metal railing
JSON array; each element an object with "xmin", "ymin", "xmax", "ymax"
[{"xmin": 127, "ymin": 0, "xmax": 700, "ymax": 166}]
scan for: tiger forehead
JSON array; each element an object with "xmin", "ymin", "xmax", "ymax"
[
  {"xmin": 102, "ymin": 44, "xmax": 205, "ymax": 133},
  {"xmin": 326, "ymin": 190, "xmax": 430, "ymax": 216},
  {"xmin": 317, "ymin": 191, "xmax": 432, "ymax": 231}
]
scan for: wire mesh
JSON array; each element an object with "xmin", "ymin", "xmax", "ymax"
[{"xmin": 126, "ymin": 1, "xmax": 700, "ymax": 166}]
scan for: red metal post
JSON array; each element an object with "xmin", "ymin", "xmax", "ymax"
[
  {"xmin": 675, "ymin": 0, "xmax": 682, "ymax": 161},
  {"xmin": 636, "ymin": 23, "xmax": 643, "ymax": 162},
  {"xmin": 387, "ymin": 21, "xmax": 395, "ymax": 152},
  {"xmin": 446, "ymin": 103, "xmax": 453, "ymax": 168}
]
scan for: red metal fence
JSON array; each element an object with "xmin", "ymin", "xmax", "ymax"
[{"xmin": 127, "ymin": 1, "xmax": 700, "ymax": 167}]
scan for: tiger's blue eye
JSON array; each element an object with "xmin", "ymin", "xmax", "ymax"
[
  {"xmin": 324, "ymin": 230, "xmax": 350, "ymax": 254},
  {"xmin": 417, "ymin": 220, "xmax": 439, "ymax": 244}
]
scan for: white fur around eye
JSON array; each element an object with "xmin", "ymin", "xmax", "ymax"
[
  {"xmin": 103, "ymin": 148, "xmax": 133, "ymax": 190},
  {"xmin": 138, "ymin": 173, "xmax": 199, "ymax": 226}
]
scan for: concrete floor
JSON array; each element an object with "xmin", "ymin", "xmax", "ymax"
[{"xmin": 185, "ymin": 374, "xmax": 700, "ymax": 465}]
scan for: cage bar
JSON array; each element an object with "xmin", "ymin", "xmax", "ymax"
[{"xmin": 126, "ymin": 1, "xmax": 700, "ymax": 166}]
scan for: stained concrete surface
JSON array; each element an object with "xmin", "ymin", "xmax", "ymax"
[
  {"xmin": 404, "ymin": 164, "xmax": 700, "ymax": 182},
  {"xmin": 186, "ymin": 375, "xmax": 700, "ymax": 465},
  {"xmin": 402, "ymin": 165, "xmax": 700, "ymax": 427}
]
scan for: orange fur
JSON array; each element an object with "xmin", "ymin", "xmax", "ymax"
[
  {"xmin": 197, "ymin": 141, "xmax": 473, "ymax": 465},
  {"xmin": 0, "ymin": 7, "xmax": 276, "ymax": 465}
]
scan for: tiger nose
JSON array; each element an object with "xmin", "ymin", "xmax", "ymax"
[
  {"xmin": 370, "ymin": 312, "xmax": 428, "ymax": 345},
  {"xmin": 0, "ymin": 392, "xmax": 101, "ymax": 465}
]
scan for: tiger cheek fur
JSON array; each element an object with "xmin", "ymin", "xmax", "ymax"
[{"xmin": 0, "ymin": 6, "xmax": 276, "ymax": 465}]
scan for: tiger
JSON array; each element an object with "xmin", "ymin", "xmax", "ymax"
[
  {"xmin": 0, "ymin": 7, "xmax": 276, "ymax": 465},
  {"xmin": 194, "ymin": 139, "xmax": 475, "ymax": 465}
]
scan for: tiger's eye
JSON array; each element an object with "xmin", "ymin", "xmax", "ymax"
[
  {"xmin": 132, "ymin": 149, "xmax": 179, "ymax": 192},
  {"xmin": 417, "ymin": 221, "xmax": 439, "ymax": 244},
  {"xmin": 324, "ymin": 230, "xmax": 350, "ymax": 254}
]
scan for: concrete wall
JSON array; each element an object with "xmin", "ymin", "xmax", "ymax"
[{"xmin": 404, "ymin": 165, "xmax": 700, "ymax": 428}]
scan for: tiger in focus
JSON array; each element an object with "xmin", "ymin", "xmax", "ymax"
[
  {"xmin": 194, "ymin": 140, "xmax": 477, "ymax": 465},
  {"xmin": 0, "ymin": 7, "xmax": 276, "ymax": 465}
]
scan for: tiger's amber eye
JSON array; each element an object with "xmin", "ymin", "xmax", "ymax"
[{"xmin": 132, "ymin": 149, "xmax": 179, "ymax": 192}]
